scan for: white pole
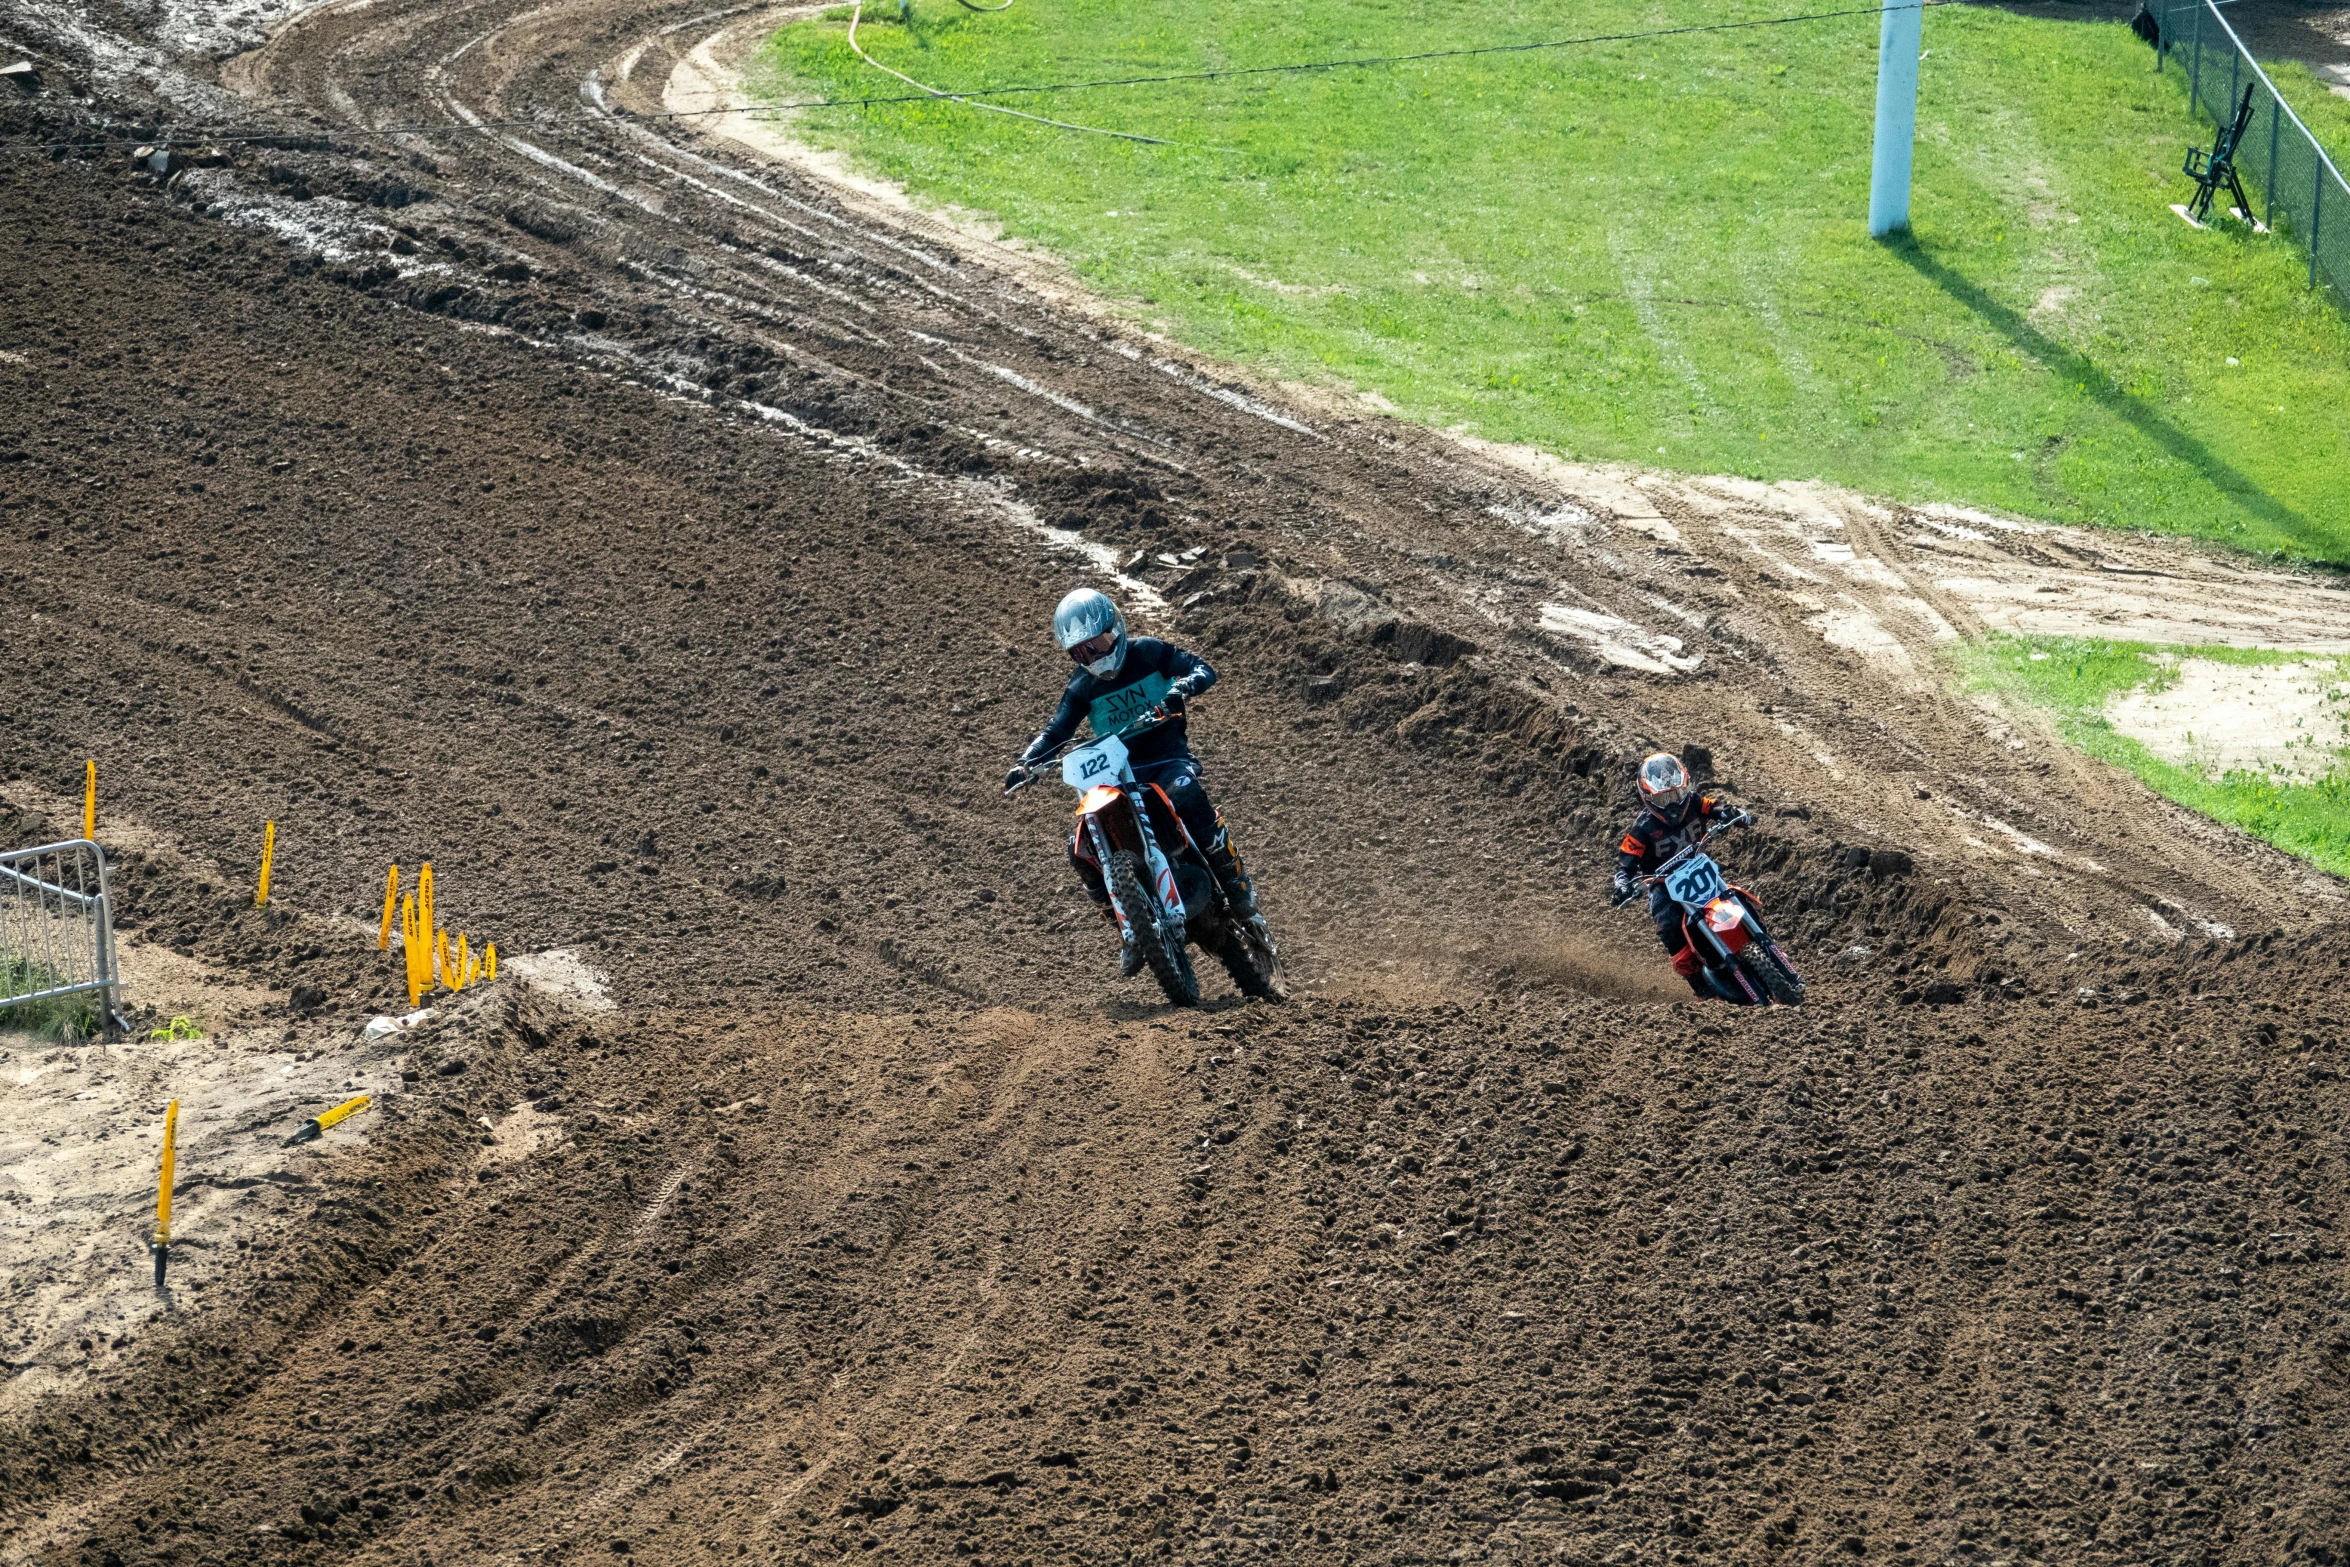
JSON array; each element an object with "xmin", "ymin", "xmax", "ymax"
[{"xmin": 1868, "ymin": 0, "xmax": 1922, "ymax": 236}]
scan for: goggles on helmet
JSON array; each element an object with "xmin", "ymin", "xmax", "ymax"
[
  {"xmin": 1068, "ymin": 630, "xmax": 1120, "ymax": 666},
  {"xmin": 1638, "ymin": 753, "xmax": 1691, "ymax": 812}
]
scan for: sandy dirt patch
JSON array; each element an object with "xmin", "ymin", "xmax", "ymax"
[
  {"xmin": 0, "ymin": 998, "xmax": 421, "ymax": 1415},
  {"xmin": 2107, "ymin": 655, "xmax": 2350, "ymax": 781}
]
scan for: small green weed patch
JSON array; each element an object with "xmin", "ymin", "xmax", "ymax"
[{"xmin": 0, "ymin": 954, "xmax": 102, "ymax": 1042}]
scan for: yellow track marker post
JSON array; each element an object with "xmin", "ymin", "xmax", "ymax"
[
  {"xmin": 255, "ymin": 821, "xmax": 276, "ymax": 907},
  {"xmin": 402, "ymin": 893, "xmax": 423, "ymax": 1008},
  {"xmin": 288, "ymin": 1093, "xmax": 371, "ymax": 1145},
  {"xmin": 485, "ymin": 943, "xmax": 497, "ymax": 982},
  {"xmin": 418, "ymin": 863, "xmax": 435, "ymax": 948},
  {"xmin": 378, "ymin": 865, "xmax": 400, "ymax": 951},
  {"xmin": 83, "ymin": 760, "xmax": 96, "ymax": 842},
  {"xmin": 414, "ymin": 909, "xmax": 429, "ymax": 1005},
  {"xmin": 455, "ymin": 933, "xmax": 471, "ymax": 992},
  {"xmin": 152, "ymin": 1099, "xmax": 178, "ymax": 1288},
  {"xmin": 436, "ymin": 928, "xmax": 452, "ymax": 992}
]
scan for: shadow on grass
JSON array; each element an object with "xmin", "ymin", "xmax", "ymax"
[{"xmin": 1884, "ymin": 233, "xmax": 2316, "ymax": 550}]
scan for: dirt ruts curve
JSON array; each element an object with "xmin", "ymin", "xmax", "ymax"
[
  {"xmin": 199, "ymin": 0, "xmax": 2350, "ymax": 945},
  {"xmin": 1, "ymin": 1, "xmax": 2349, "ymax": 1562}
]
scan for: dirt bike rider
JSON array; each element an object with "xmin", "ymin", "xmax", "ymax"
[
  {"xmin": 1003, "ymin": 589, "xmax": 1258, "ymax": 963},
  {"xmin": 1612, "ymin": 752, "xmax": 1740, "ymax": 997}
]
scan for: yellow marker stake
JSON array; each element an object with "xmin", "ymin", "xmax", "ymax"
[
  {"xmin": 255, "ymin": 821, "xmax": 275, "ymax": 907},
  {"xmin": 485, "ymin": 942, "xmax": 497, "ymax": 982},
  {"xmin": 437, "ymin": 928, "xmax": 452, "ymax": 992},
  {"xmin": 83, "ymin": 760, "xmax": 96, "ymax": 842},
  {"xmin": 413, "ymin": 909, "xmax": 429, "ymax": 1005},
  {"xmin": 402, "ymin": 893, "xmax": 423, "ymax": 1009},
  {"xmin": 455, "ymin": 933, "xmax": 471, "ymax": 993},
  {"xmin": 153, "ymin": 1099, "xmax": 178, "ymax": 1287},
  {"xmin": 418, "ymin": 863, "xmax": 435, "ymax": 950},
  {"xmin": 289, "ymin": 1093, "xmax": 371, "ymax": 1144},
  {"xmin": 378, "ymin": 865, "xmax": 400, "ymax": 951}
]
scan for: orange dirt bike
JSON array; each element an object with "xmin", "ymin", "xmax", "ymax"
[
  {"xmin": 1614, "ymin": 812, "xmax": 1805, "ymax": 1006},
  {"xmin": 1006, "ymin": 711, "xmax": 1282, "ymax": 1007}
]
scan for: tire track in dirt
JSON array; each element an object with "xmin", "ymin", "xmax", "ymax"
[{"xmin": 6, "ymin": 18, "xmax": 2350, "ymax": 1563}]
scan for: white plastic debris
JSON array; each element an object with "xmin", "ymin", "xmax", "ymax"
[{"xmin": 361, "ymin": 1008, "xmax": 437, "ymax": 1042}]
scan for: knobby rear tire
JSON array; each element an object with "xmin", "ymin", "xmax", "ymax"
[
  {"xmin": 1215, "ymin": 921, "xmax": 1284, "ymax": 1001},
  {"xmin": 1108, "ymin": 850, "xmax": 1199, "ymax": 1007}
]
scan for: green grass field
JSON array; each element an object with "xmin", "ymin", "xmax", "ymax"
[
  {"xmin": 2261, "ymin": 55, "xmax": 2350, "ymax": 175},
  {"xmin": 1962, "ymin": 634, "xmax": 2350, "ymax": 877},
  {"xmin": 752, "ymin": 0, "xmax": 2350, "ymax": 563}
]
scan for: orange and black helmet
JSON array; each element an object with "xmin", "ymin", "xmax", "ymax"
[{"xmin": 1637, "ymin": 752, "xmax": 1691, "ymax": 813}]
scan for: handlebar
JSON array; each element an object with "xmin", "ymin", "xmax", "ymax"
[
  {"xmin": 1001, "ymin": 694, "xmax": 1194, "ymax": 795},
  {"xmin": 1612, "ymin": 811, "xmax": 1754, "ymax": 904}
]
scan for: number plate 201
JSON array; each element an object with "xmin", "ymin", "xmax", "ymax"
[{"xmin": 1665, "ymin": 855, "xmax": 1726, "ymax": 905}]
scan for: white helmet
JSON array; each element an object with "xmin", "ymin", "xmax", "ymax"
[
  {"xmin": 1053, "ymin": 587, "xmax": 1128, "ymax": 679},
  {"xmin": 1637, "ymin": 752, "xmax": 1691, "ymax": 814}
]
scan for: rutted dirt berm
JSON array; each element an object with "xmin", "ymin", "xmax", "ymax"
[{"xmin": 2, "ymin": 7, "xmax": 2350, "ymax": 1563}]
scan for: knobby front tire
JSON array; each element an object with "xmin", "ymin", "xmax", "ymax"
[
  {"xmin": 1108, "ymin": 850, "xmax": 1199, "ymax": 1007},
  {"xmin": 1737, "ymin": 944, "xmax": 1805, "ymax": 1006}
]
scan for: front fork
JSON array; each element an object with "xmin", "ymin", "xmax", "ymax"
[
  {"xmin": 1131, "ymin": 786, "xmax": 1187, "ymax": 941},
  {"xmin": 1088, "ymin": 792, "xmax": 1188, "ymax": 953},
  {"xmin": 1686, "ymin": 912, "xmax": 1763, "ymax": 1005},
  {"xmin": 1087, "ymin": 814, "xmax": 1138, "ymax": 955}
]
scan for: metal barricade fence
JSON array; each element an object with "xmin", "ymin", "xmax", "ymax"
[
  {"xmin": 2147, "ymin": 0, "xmax": 2350, "ymax": 305},
  {"xmin": 0, "ymin": 838, "xmax": 125, "ymax": 1038}
]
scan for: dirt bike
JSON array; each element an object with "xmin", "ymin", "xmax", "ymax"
[
  {"xmin": 1005, "ymin": 711, "xmax": 1282, "ymax": 1007},
  {"xmin": 1615, "ymin": 813, "xmax": 1804, "ymax": 1006}
]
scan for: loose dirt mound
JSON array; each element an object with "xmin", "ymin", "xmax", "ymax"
[{"xmin": 2, "ymin": 38, "xmax": 2349, "ymax": 1566}]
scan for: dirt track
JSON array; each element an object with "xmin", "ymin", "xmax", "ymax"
[{"xmin": 5, "ymin": 2, "xmax": 2350, "ymax": 1561}]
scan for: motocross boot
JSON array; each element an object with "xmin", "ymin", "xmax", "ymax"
[{"xmin": 1204, "ymin": 829, "xmax": 1258, "ymax": 919}]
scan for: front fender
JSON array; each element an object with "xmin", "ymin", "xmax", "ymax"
[{"xmin": 1071, "ymin": 786, "xmax": 1143, "ymax": 861}]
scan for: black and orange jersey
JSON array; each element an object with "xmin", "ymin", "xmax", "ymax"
[{"xmin": 1615, "ymin": 794, "xmax": 1734, "ymax": 880}]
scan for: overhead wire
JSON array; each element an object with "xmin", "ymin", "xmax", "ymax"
[
  {"xmin": 843, "ymin": 0, "xmax": 1170, "ymax": 145},
  {"xmin": 0, "ymin": 0, "xmax": 1946, "ymax": 156}
]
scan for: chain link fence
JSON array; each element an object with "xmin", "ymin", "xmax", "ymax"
[
  {"xmin": 2147, "ymin": 0, "xmax": 2350, "ymax": 304},
  {"xmin": 0, "ymin": 838, "xmax": 125, "ymax": 1038}
]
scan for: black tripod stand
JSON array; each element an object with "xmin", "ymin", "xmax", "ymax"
[{"xmin": 2184, "ymin": 84, "xmax": 2259, "ymax": 226}]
